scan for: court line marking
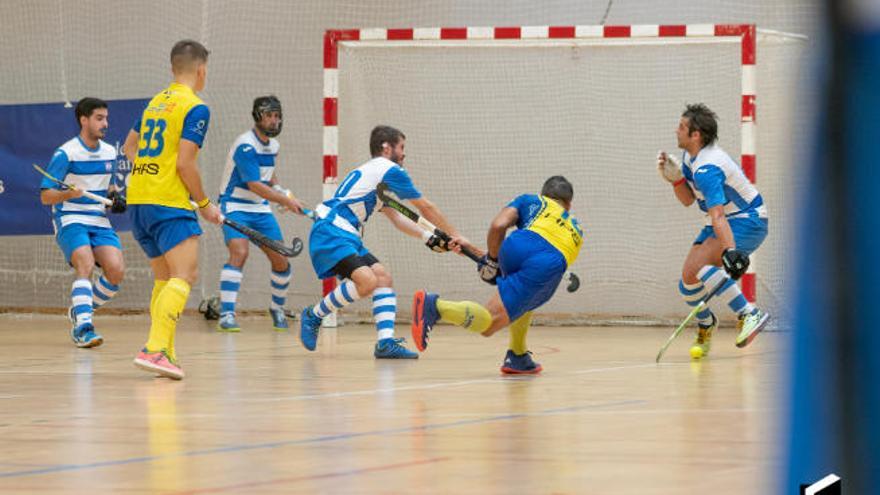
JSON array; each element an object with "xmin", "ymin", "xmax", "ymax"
[
  {"xmin": 0, "ymin": 399, "xmax": 646, "ymax": 479},
  {"xmin": 246, "ymin": 362, "xmax": 672, "ymax": 402},
  {"xmin": 163, "ymin": 457, "xmax": 451, "ymax": 495}
]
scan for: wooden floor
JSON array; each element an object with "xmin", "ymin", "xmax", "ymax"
[{"xmin": 0, "ymin": 313, "xmax": 783, "ymax": 494}]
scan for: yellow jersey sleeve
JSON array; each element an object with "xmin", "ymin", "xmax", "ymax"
[{"xmin": 127, "ymin": 82, "xmax": 210, "ymax": 210}]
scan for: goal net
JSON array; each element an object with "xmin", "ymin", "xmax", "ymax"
[{"xmin": 330, "ymin": 26, "xmax": 806, "ymax": 326}]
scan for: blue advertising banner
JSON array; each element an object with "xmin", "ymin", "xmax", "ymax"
[{"xmin": 0, "ymin": 98, "xmax": 148, "ymax": 235}]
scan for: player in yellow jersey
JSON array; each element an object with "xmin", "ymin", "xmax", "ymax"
[
  {"xmin": 121, "ymin": 40, "xmax": 223, "ymax": 380},
  {"xmin": 411, "ymin": 176, "xmax": 584, "ymax": 374}
]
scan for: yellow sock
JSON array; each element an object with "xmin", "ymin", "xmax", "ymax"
[
  {"xmin": 150, "ymin": 280, "xmax": 176, "ymax": 361},
  {"xmin": 145, "ymin": 278, "xmax": 190, "ymax": 356},
  {"xmin": 436, "ymin": 299, "xmax": 492, "ymax": 333},
  {"xmin": 508, "ymin": 311, "xmax": 533, "ymax": 355}
]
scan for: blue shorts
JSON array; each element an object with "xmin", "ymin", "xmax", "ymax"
[
  {"xmin": 693, "ymin": 216, "xmax": 769, "ymax": 256},
  {"xmin": 220, "ymin": 208, "xmax": 283, "ymax": 244},
  {"xmin": 130, "ymin": 204, "xmax": 202, "ymax": 259},
  {"xmin": 309, "ymin": 220, "xmax": 370, "ymax": 280},
  {"xmin": 56, "ymin": 223, "xmax": 121, "ymax": 264},
  {"xmin": 496, "ymin": 229, "xmax": 567, "ymax": 322}
]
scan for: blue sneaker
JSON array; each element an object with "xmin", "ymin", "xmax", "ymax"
[
  {"xmin": 299, "ymin": 306, "xmax": 322, "ymax": 351},
  {"xmin": 71, "ymin": 323, "xmax": 103, "ymax": 349},
  {"xmin": 411, "ymin": 290, "xmax": 440, "ymax": 352},
  {"xmin": 500, "ymin": 350, "xmax": 542, "ymax": 375},
  {"xmin": 374, "ymin": 338, "xmax": 419, "ymax": 359},
  {"xmin": 269, "ymin": 308, "xmax": 288, "ymax": 331},
  {"xmin": 217, "ymin": 313, "xmax": 241, "ymax": 332}
]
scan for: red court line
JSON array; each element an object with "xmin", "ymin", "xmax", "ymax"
[{"xmin": 164, "ymin": 457, "xmax": 450, "ymax": 495}]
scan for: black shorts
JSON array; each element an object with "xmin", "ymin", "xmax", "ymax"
[{"xmin": 331, "ymin": 253, "xmax": 380, "ymax": 279}]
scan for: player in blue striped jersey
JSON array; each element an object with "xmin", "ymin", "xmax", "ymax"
[
  {"xmin": 657, "ymin": 104, "xmax": 770, "ymax": 358},
  {"xmin": 39, "ymin": 98, "xmax": 126, "ymax": 348},
  {"xmin": 300, "ymin": 125, "xmax": 465, "ymax": 358},
  {"xmin": 215, "ymin": 96, "xmax": 306, "ymax": 332}
]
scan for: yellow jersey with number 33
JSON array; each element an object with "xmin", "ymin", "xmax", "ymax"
[
  {"xmin": 127, "ymin": 82, "xmax": 211, "ymax": 210},
  {"xmin": 509, "ymin": 194, "xmax": 584, "ymax": 267}
]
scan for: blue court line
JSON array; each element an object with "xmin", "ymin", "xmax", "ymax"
[{"xmin": 0, "ymin": 399, "xmax": 646, "ymax": 479}]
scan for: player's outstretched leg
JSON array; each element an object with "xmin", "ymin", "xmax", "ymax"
[
  {"xmin": 679, "ymin": 279, "xmax": 716, "ymax": 359},
  {"xmin": 500, "ymin": 312, "xmax": 542, "ymax": 374},
  {"xmin": 698, "ymin": 266, "xmax": 770, "ymax": 348},
  {"xmin": 411, "ymin": 290, "xmax": 493, "ymax": 352},
  {"xmin": 300, "ymin": 280, "xmax": 360, "ymax": 351}
]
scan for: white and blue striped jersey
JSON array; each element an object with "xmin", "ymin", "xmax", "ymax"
[
  {"xmin": 40, "ymin": 136, "xmax": 116, "ymax": 231},
  {"xmin": 218, "ymin": 130, "xmax": 279, "ymax": 214},
  {"xmin": 314, "ymin": 157, "xmax": 421, "ymax": 237},
  {"xmin": 681, "ymin": 144, "xmax": 768, "ymax": 225}
]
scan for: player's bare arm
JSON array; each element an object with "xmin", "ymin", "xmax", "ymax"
[
  {"xmin": 410, "ymin": 196, "xmax": 459, "ymax": 237},
  {"xmin": 177, "ymin": 139, "xmax": 222, "ymax": 224},
  {"xmin": 122, "ymin": 129, "xmax": 139, "ymax": 164},
  {"xmin": 40, "ymin": 187, "xmax": 83, "ymax": 205},
  {"xmin": 707, "ymin": 205, "xmax": 736, "ymax": 250},
  {"xmin": 246, "ymin": 180, "xmax": 304, "ymax": 213},
  {"xmin": 486, "ymin": 206, "xmax": 519, "ymax": 258}
]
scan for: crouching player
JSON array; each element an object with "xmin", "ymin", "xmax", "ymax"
[{"xmin": 412, "ymin": 176, "xmax": 583, "ymax": 374}]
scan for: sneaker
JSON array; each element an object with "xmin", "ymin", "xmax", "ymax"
[
  {"xmin": 736, "ymin": 308, "xmax": 770, "ymax": 348},
  {"xmin": 411, "ymin": 290, "xmax": 440, "ymax": 352},
  {"xmin": 217, "ymin": 312, "xmax": 241, "ymax": 333},
  {"xmin": 299, "ymin": 306, "xmax": 322, "ymax": 351},
  {"xmin": 374, "ymin": 337, "xmax": 419, "ymax": 359},
  {"xmin": 67, "ymin": 305, "xmax": 75, "ymax": 325},
  {"xmin": 70, "ymin": 323, "xmax": 103, "ymax": 348},
  {"xmin": 269, "ymin": 308, "xmax": 288, "ymax": 332},
  {"xmin": 500, "ymin": 350, "xmax": 543, "ymax": 375},
  {"xmin": 133, "ymin": 348, "xmax": 184, "ymax": 380},
  {"xmin": 689, "ymin": 314, "xmax": 717, "ymax": 359}
]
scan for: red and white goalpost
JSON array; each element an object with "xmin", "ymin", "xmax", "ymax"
[{"xmin": 321, "ymin": 24, "xmax": 779, "ymax": 325}]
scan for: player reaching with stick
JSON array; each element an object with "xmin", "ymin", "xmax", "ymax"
[
  {"xmin": 411, "ymin": 176, "xmax": 583, "ymax": 374},
  {"xmin": 656, "ymin": 103, "xmax": 770, "ymax": 359},
  {"xmin": 300, "ymin": 125, "xmax": 464, "ymax": 358},
  {"xmin": 122, "ymin": 40, "xmax": 223, "ymax": 379}
]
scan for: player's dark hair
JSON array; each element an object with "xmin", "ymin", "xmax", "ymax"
[
  {"xmin": 541, "ymin": 175, "xmax": 573, "ymax": 204},
  {"xmin": 170, "ymin": 39, "xmax": 210, "ymax": 73},
  {"xmin": 74, "ymin": 97, "xmax": 107, "ymax": 128},
  {"xmin": 370, "ymin": 125, "xmax": 405, "ymax": 157},
  {"xmin": 682, "ymin": 103, "xmax": 719, "ymax": 147}
]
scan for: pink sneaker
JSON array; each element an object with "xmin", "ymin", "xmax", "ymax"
[{"xmin": 133, "ymin": 348, "xmax": 185, "ymax": 380}]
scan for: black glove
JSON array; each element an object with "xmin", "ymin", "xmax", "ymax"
[
  {"xmin": 477, "ymin": 255, "xmax": 499, "ymax": 285},
  {"xmin": 425, "ymin": 233, "xmax": 450, "ymax": 253},
  {"xmin": 107, "ymin": 190, "xmax": 127, "ymax": 214},
  {"xmin": 721, "ymin": 248, "xmax": 749, "ymax": 280}
]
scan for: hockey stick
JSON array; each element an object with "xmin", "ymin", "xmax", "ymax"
[
  {"xmin": 655, "ymin": 280, "xmax": 727, "ymax": 363},
  {"xmin": 376, "ymin": 183, "xmax": 581, "ymax": 293},
  {"xmin": 376, "ymin": 182, "xmax": 482, "ymax": 263},
  {"xmin": 223, "ymin": 218, "xmax": 303, "ymax": 257},
  {"xmin": 33, "ymin": 163, "xmax": 113, "ymax": 206}
]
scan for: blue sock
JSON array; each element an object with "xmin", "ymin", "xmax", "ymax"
[
  {"xmin": 313, "ymin": 280, "xmax": 359, "ymax": 318},
  {"xmin": 270, "ymin": 265, "xmax": 291, "ymax": 311},
  {"xmin": 92, "ymin": 275, "xmax": 118, "ymax": 309},
  {"xmin": 698, "ymin": 265, "xmax": 755, "ymax": 317},
  {"xmin": 220, "ymin": 264, "xmax": 242, "ymax": 316},
  {"xmin": 372, "ymin": 287, "xmax": 396, "ymax": 340},
  {"xmin": 71, "ymin": 279, "xmax": 93, "ymax": 327},
  {"xmin": 679, "ymin": 279, "xmax": 714, "ymax": 326}
]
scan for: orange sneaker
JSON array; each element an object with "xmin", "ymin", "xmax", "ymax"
[{"xmin": 133, "ymin": 348, "xmax": 185, "ymax": 380}]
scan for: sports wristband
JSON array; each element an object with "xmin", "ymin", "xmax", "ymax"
[
  {"xmin": 196, "ymin": 197, "xmax": 211, "ymax": 208},
  {"xmin": 672, "ymin": 177, "xmax": 686, "ymax": 187}
]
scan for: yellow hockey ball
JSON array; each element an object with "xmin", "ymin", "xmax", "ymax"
[{"xmin": 689, "ymin": 346, "xmax": 704, "ymax": 360}]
